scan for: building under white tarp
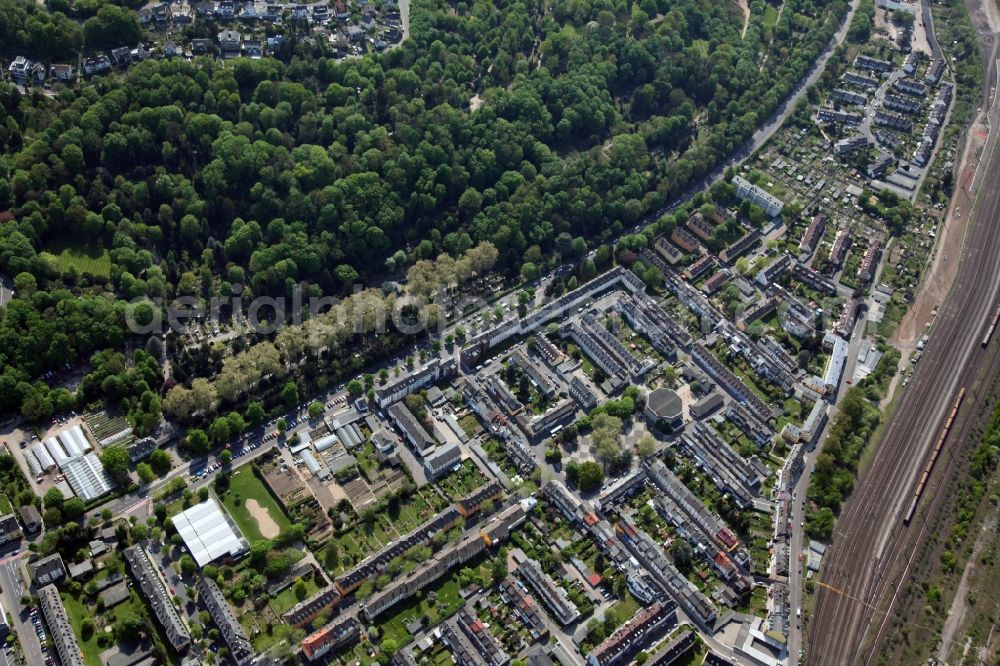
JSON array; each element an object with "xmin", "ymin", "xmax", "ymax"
[
  {"xmin": 30, "ymin": 442, "xmax": 56, "ymax": 472},
  {"xmin": 300, "ymin": 449, "xmax": 320, "ymax": 475},
  {"xmin": 313, "ymin": 433, "xmax": 339, "ymax": 453},
  {"xmin": 43, "ymin": 437, "xmax": 69, "ymax": 466},
  {"xmin": 172, "ymin": 498, "xmax": 249, "ymax": 568},
  {"xmin": 66, "ymin": 425, "xmax": 93, "ymax": 453},
  {"xmin": 58, "ymin": 431, "xmax": 82, "ymax": 458}
]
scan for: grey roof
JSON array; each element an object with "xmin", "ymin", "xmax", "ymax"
[
  {"xmin": 197, "ymin": 577, "xmax": 254, "ymax": 665},
  {"xmin": 0, "ymin": 513, "xmax": 21, "ymax": 538},
  {"xmin": 100, "ymin": 582, "xmax": 131, "ymax": 608},
  {"xmin": 18, "ymin": 504, "xmax": 42, "ymax": 527},
  {"xmin": 39, "ymin": 585, "xmax": 85, "ymax": 666},
  {"xmin": 124, "ymin": 546, "xmax": 191, "ymax": 652},
  {"xmin": 646, "ymin": 388, "xmax": 683, "ymax": 420},
  {"xmin": 68, "ymin": 559, "xmax": 94, "ymax": 580},
  {"xmin": 30, "ymin": 553, "xmax": 66, "ymax": 583}
]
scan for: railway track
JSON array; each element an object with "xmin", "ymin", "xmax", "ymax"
[
  {"xmin": 903, "ymin": 387, "xmax": 966, "ymax": 525},
  {"xmin": 862, "ymin": 338, "xmax": 1000, "ymax": 663},
  {"xmin": 808, "ymin": 68, "xmax": 1000, "ymax": 664}
]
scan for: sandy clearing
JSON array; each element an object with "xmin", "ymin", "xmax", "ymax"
[
  {"xmin": 246, "ymin": 498, "xmax": 280, "ymax": 539},
  {"xmin": 890, "ymin": 118, "xmax": 984, "ymax": 348}
]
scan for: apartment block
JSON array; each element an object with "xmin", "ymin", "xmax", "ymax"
[
  {"xmin": 282, "ymin": 587, "xmax": 342, "ymax": 628},
  {"xmin": 670, "ymin": 227, "xmax": 700, "ymax": 253},
  {"xmin": 516, "ymin": 557, "xmax": 580, "ymax": 626},
  {"xmin": 124, "ymin": 546, "xmax": 191, "ymax": 653},
  {"xmin": 197, "ymin": 577, "xmax": 254, "ymax": 665},
  {"xmin": 733, "ymin": 176, "xmax": 784, "ymax": 218},
  {"xmin": 38, "ymin": 585, "xmax": 85, "ymax": 666},
  {"xmin": 685, "ymin": 255, "xmax": 716, "ymax": 281},
  {"xmin": 336, "ymin": 508, "xmax": 460, "ymax": 594},
  {"xmin": 720, "ymin": 229, "xmax": 762, "ymax": 263},
  {"xmin": 301, "ymin": 616, "xmax": 362, "ymax": 662},
  {"xmin": 586, "ymin": 602, "xmax": 676, "ymax": 666}
]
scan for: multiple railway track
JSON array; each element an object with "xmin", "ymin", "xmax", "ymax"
[
  {"xmin": 808, "ymin": 24, "xmax": 1000, "ymax": 660},
  {"xmin": 903, "ymin": 387, "xmax": 966, "ymax": 525}
]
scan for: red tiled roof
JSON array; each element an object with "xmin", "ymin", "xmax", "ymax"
[{"xmin": 586, "ymin": 573, "xmax": 603, "ymax": 586}]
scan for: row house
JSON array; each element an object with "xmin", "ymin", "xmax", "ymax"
[
  {"xmin": 829, "ymin": 229, "xmax": 852, "ymax": 267},
  {"xmin": 197, "ymin": 577, "xmax": 254, "ymax": 665},
  {"xmin": 702, "ymin": 270, "xmax": 731, "ymax": 296},
  {"xmin": 686, "ymin": 213, "xmax": 715, "ymax": 241},
  {"xmin": 830, "ymin": 88, "xmax": 867, "ymax": 106},
  {"xmin": 301, "ymin": 617, "xmax": 361, "ymax": 662},
  {"xmin": 515, "ymin": 557, "xmax": 580, "ymax": 626},
  {"xmin": 376, "ymin": 357, "xmax": 456, "ymax": 407},
  {"xmin": 841, "ymin": 71, "xmax": 879, "ymax": 90},
  {"xmin": 834, "ymin": 135, "xmax": 872, "ymax": 156},
  {"xmin": 895, "ymin": 78, "xmax": 929, "ymax": 97},
  {"xmin": 817, "ymin": 108, "xmax": 863, "ymax": 126},
  {"xmin": 883, "ymin": 94, "xmax": 921, "ymax": 114},
  {"xmin": 670, "ymin": 227, "xmax": 700, "ymax": 253},
  {"xmin": 790, "ymin": 261, "xmax": 837, "ymax": 295},
  {"xmin": 362, "ymin": 504, "xmax": 526, "ymax": 621},
  {"xmin": 685, "ymin": 255, "xmax": 716, "ymax": 281},
  {"xmin": 335, "ymin": 507, "xmax": 461, "ymax": 594},
  {"xmin": 719, "ymin": 229, "xmax": 762, "ymax": 263},
  {"xmin": 39, "ymin": 586, "xmax": 85, "ymax": 666},
  {"xmin": 654, "ymin": 236, "xmax": 683, "ymax": 264},
  {"xmin": 124, "ymin": 546, "xmax": 191, "ymax": 653},
  {"xmin": 282, "ymin": 587, "xmax": 342, "ymax": 628},
  {"xmin": 874, "ymin": 111, "xmax": 913, "ymax": 133},
  {"xmin": 854, "ymin": 54, "xmax": 893, "ymax": 73},
  {"xmin": 755, "ymin": 254, "xmax": 790, "ymax": 286}
]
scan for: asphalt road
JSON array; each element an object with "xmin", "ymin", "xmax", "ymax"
[
  {"xmin": 0, "ymin": 549, "xmax": 43, "ymax": 666},
  {"xmin": 808, "ymin": 8, "xmax": 1000, "ymax": 661},
  {"xmin": 785, "ymin": 314, "xmax": 868, "ymax": 663},
  {"xmin": 636, "ymin": 0, "xmax": 864, "ymax": 224}
]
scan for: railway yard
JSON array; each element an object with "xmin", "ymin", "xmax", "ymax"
[{"xmin": 808, "ymin": 0, "xmax": 1000, "ymax": 660}]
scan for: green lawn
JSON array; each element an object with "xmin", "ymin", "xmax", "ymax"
[
  {"xmin": 603, "ymin": 591, "xmax": 641, "ymax": 629},
  {"xmin": 0, "ymin": 495, "xmax": 12, "ymax": 514},
  {"xmin": 219, "ymin": 468, "xmax": 293, "ymax": 542},
  {"xmin": 41, "ymin": 242, "xmax": 111, "ymax": 278},
  {"xmin": 436, "ymin": 460, "xmax": 488, "ymax": 501},
  {"xmin": 376, "ymin": 577, "xmax": 464, "ymax": 647},
  {"xmin": 268, "ymin": 574, "xmax": 324, "ymax": 615},
  {"xmin": 61, "ymin": 589, "xmax": 151, "ymax": 666}
]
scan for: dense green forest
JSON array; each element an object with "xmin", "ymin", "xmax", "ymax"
[{"xmin": 0, "ymin": 0, "xmax": 848, "ymax": 418}]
